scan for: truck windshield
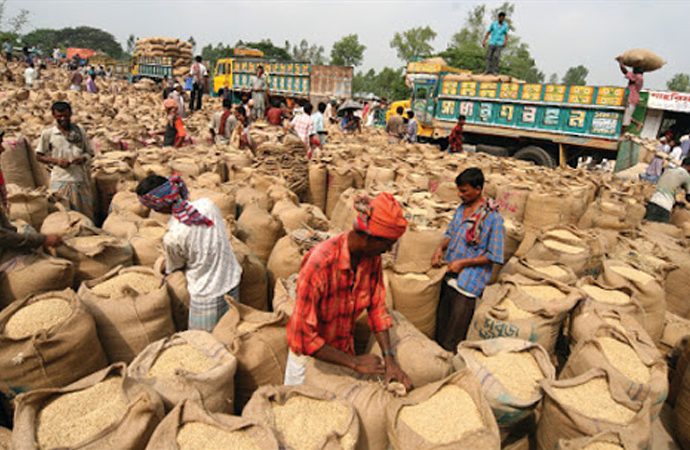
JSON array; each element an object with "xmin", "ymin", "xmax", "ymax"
[{"xmin": 216, "ymin": 63, "xmax": 226, "ymax": 75}]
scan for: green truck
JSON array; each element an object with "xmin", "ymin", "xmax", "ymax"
[{"xmin": 403, "ymin": 62, "xmax": 630, "ymax": 167}]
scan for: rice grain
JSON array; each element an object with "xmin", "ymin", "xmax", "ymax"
[
  {"xmin": 597, "ymin": 337, "xmax": 650, "ymax": 384},
  {"xmin": 4, "ymin": 298, "xmax": 71, "ymax": 339},
  {"xmin": 36, "ymin": 377, "xmax": 127, "ymax": 449},
  {"xmin": 609, "ymin": 266, "xmax": 654, "ymax": 285},
  {"xmin": 550, "ymin": 378, "xmax": 635, "ymax": 425},
  {"xmin": 582, "ymin": 285, "xmax": 630, "ymax": 305},
  {"xmin": 543, "ymin": 239, "xmax": 585, "ymax": 255},
  {"xmin": 534, "ymin": 265, "xmax": 568, "ymax": 279},
  {"xmin": 91, "ymin": 272, "xmax": 159, "ymax": 297},
  {"xmin": 518, "ymin": 285, "xmax": 566, "ymax": 301},
  {"xmin": 470, "ymin": 350, "xmax": 544, "ymax": 400},
  {"xmin": 147, "ymin": 344, "xmax": 217, "ymax": 378},
  {"xmin": 399, "ymin": 385, "xmax": 483, "ymax": 444},
  {"xmin": 582, "ymin": 443, "xmax": 624, "ymax": 450},
  {"xmin": 501, "ymin": 298, "xmax": 534, "ymax": 320}
]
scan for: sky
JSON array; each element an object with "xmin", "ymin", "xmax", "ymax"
[{"xmin": 8, "ymin": 0, "xmax": 689, "ymax": 90}]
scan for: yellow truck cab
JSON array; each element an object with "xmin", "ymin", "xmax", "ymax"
[
  {"xmin": 213, "ymin": 47, "xmax": 266, "ymax": 97},
  {"xmin": 385, "ymin": 59, "xmax": 469, "ymax": 139}
]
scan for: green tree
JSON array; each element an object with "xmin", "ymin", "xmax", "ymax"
[
  {"xmin": 330, "ymin": 34, "xmax": 365, "ymax": 67},
  {"xmin": 22, "ymin": 28, "xmax": 61, "ymax": 51},
  {"xmin": 235, "ymin": 39, "xmax": 292, "ymax": 60},
  {"xmin": 353, "ymin": 67, "xmax": 408, "ymax": 101},
  {"xmin": 441, "ymin": 2, "xmax": 543, "ymax": 82},
  {"xmin": 390, "ymin": 26, "xmax": 437, "ymax": 62},
  {"xmin": 548, "ymin": 73, "xmax": 558, "ymax": 84},
  {"xmin": 201, "ymin": 42, "xmax": 233, "ymax": 68},
  {"xmin": 667, "ymin": 73, "xmax": 690, "ymax": 92},
  {"xmin": 562, "ymin": 65, "xmax": 588, "ymax": 85},
  {"xmin": 7, "ymin": 8, "xmax": 28, "ymax": 34},
  {"xmin": 24, "ymin": 26, "xmax": 123, "ymax": 58},
  {"xmin": 291, "ymin": 39, "xmax": 326, "ymax": 64}
]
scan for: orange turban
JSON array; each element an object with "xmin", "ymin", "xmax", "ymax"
[
  {"xmin": 163, "ymin": 98, "xmax": 177, "ymax": 110},
  {"xmin": 353, "ymin": 192, "xmax": 408, "ymax": 240}
]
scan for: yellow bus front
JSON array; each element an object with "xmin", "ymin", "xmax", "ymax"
[{"xmin": 213, "ymin": 58, "xmax": 233, "ymax": 96}]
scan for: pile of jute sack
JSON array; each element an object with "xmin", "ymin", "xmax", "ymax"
[
  {"xmin": 134, "ymin": 37, "xmax": 194, "ymax": 79},
  {"xmin": 1, "ymin": 72, "xmax": 690, "ymax": 450}
]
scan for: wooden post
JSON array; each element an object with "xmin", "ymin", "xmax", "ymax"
[{"xmin": 559, "ymin": 143, "xmax": 567, "ymax": 169}]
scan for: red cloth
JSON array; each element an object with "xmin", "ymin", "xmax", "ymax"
[
  {"xmin": 449, "ymin": 123, "xmax": 464, "ymax": 152},
  {"xmin": 218, "ymin": 109, "xmax": 233, "ymax": 136},
  {"xmin": 286, "ymin": 233, "xmax": 392, "ymax": 356},
  {"xmin": 0, "ymin": 168, "xmax": 7, "ymax": 211},
  {"xmin": 353, "ymin": 192, "xmax": 407, "ymax": 240},
  {"xmin": 266, "ymin": 107, "xmax": 283, "ymax": 125}
]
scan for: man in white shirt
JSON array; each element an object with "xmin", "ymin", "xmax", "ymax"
[
  {"xmin": 24, "ymin": 63, "xmax": 37, "ymax": 88},
  {"xmin": 645, "ymin": 157, "xmax": 690, "ymax": 223},
  {"xmin": 136, "ymin": 174, "xmax": 242, "ymax": 331},
  {"xmin": 189, "ymin": 56, "xmax": 207, "ymax": 112}
]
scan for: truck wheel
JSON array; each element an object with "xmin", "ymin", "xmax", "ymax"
[
  {"xmin": 513, "ymin": 146, "xmax": 556, "ymax": 168},
  {"xmin": 476, "ymin": 144, "xmax": 509, "ymax": 157}
]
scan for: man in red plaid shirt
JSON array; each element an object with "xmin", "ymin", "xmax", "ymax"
[{"xmin": 285, "ymin": 193, "xmax": 412, "ymax": 388}]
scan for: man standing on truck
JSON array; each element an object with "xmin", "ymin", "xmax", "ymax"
[
  {"xmin": 431, "ymin": 168, "xmax": 504, "ymax": 351},
  {"xmin": 483, "ymin": 12, "xmax": 509, "ymax": 75},
  {"xmin": 251, "ymin": 65, "xmax": 269, "ymax": 120},
  {"xmin": 189, "ymin": 56, "xmax": 207, "ymax": 112},
  {"xmin": 616, "ymin": 57, "xmax": 644, "ymax": 134},
  {"xmin": 644, "ymin": 157, "xmax": 690, "ymax": 223},
  {"xmin": 284, "ymin": 192, "xmax": 412, "ymax": 389}
]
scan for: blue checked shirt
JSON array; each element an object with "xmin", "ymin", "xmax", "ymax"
[{"xmin": 444, "ymin": 204, "xmax": 504, "ymax": 297}]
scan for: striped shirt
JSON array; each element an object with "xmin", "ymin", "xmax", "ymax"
[
  {"xmin": 287, "ymin": 233, "xmax": 392, "ymax": 356},
  {"xmin": 444, "ymin": 204, "xmax": 504, "ymax": 297}
]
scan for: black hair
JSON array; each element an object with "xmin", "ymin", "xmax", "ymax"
[
  {"xmin": 396, "ymin": 106, "xmax": 404, "ymax": 114},
  {"xmin": 303, "ymin": 102, "xmax": 314, "ymax": 114},
  {"xmin": 195, "ymin": 56, "xmax": 202, "ymax": 62},
  {"xmin": 222, "ymin": 97, "xmax": 232, "ymax": 109},
  {"xmin": 633, "ymin": 67, "xmax": 644, "ymax": 74},
  {"xmin": 498, "ymin": 11, "xmax": 506, "ymax": 17},
  {"xmin": 318, "ymin": 102, "xmax": 327, "ymax": 113},
  {"xmin": 458, "ymin": 114, "xmax": 466, "ymax": 121},
  {"xmin": 455, "ymin": 167, "xmax": 485, "ymax": 189},
  {"xmin": 136, "ymin": 175, "xmax": 168, "ymax": 197},
  {"xmin": 235, "ymin": 106, "xmax": 247, "ymax": 117},
  {"xmin": 257, "ymin": 65, "xmax": 264, "ymax": 71},
  {"xmin": 51, "ymin": 101, "xmax": 71, "ymax": 113},
  {"xmin": 682, "ymin": 157, "xmax": 690, "ymax": 167},
  {"xmin": 408, "ymin": 110, "xmax": 415, "ymax": 118}
]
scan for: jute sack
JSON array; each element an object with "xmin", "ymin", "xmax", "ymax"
[
  {"xmin": 0, "ymin": 289, "xmax": 108, "ymax": 397},
  {"xmin": 560, "ymin": 327, "xmax": 667, "ymax": 418},
  {"xmin": 386, "ymin": 370, "xmax": 501, "ymax": 450},
  {"xmin": 574, "ymin": 278, "xmax": 646, "ymax": 328},
  {"xmin": 577, "ymin": 196, "xmax": 646, "ymax": 231},
  {"xmin": 57, "ymin": 233, "xmax": 134, "ymax": 285},
  {"xmin": 523, "ymin": 189, "xmax": 581, "ymax": 229},
  {"xmin": 660, "ymin": 244, "xmax": 690, "ymax": 319},
  {"xmin": 516, "ymin": 227, "xmax": 605, "ymax": 277},
  {"xmin": 165, "ymin": 269, "xmax": 190, "ymax": 332},
  {"xmin": 102, "ymin": 211, "xmax": 142, "ymax": 239},
  {"xmin": 237, "ymin": 202, "xmax": 284, "ymax": 264},
  {"xmin": 308, "ymin": 163, "xmax": 328, "ymax": 211},
  {"xmin": 365, "ymin": 166, "xmax": 396, "ymax": 189},
  {"xmin": 212, "ymin": 301, "xmax": 289, "ymax": 412},
  {"xmin": 329, "ymin": 188, "xmax": 359, "ymax": 232},
  {"xmin": 536, "ymin": 369, "xmax": 652, "ymax": 450},
  {"xmin": 78, "ymin": 265, "xmax": 175, "ymax": 364},
  {"xmin": 233, "ymin": 236, "xmax": 269, "ymax": 311},
  {"xmin": 599, "ymin": 259, "xmax": 666, "ymax": 343},
  {"xmin": 277, "ymin": 203, "xmax": 330, "ymax": 233},
  {"xmin": 393, "ymin": 228, "xmax": 444, "ymax": 274},
  {"xmin": 617, "ymin": 48, "xmax": 665, "ymax": 72},
  {"xmin": 304, "ymin": 359, "xmax": 398, "ymax": 450},
  {"xmin": 0, "ymin": 252, "xmax": 74, "ymax": 308},
  {"xmin": 674, "ymin": 355, "xmax": 690, "ymax": 449},
  {"xmin": 129, "ymin": 220, "xmax": 167, "ymax": 267},
  {"xmin": 1, "ymin": 136, "xmax": 48, "ymax": 188},
  {"xmin": 40, "ymin": 210, "xmax": 94, "ymax": 237},
  {"xmin": 110, "ymin": 190, "xmax": 150, "ymax": 218},
  {"xmin": 388, "ymin": 268, "xmax": 446, "ymax": 338},
  {"xmin": 0, "ymin": 427, "xmax": 9, "ymax": 450},
  {"xmin": 128, "ymin": 330, "xmax": 237, "ymax": 413},
  {"xmin": 556, "ymin": 431, "xmax": 637, "ymax": 449},
  {"xmin": 236, "ymin": 186, "xmax": 273, "ymax": 213},
  {"xmin": 454, "ymin": 338, "xmax": 555, "ymax": 430},
  {"xmin": 369, "ymin": 312, "xmax": 453, "ymax": 388},
  {"xmin": 12, "ymin": 363, "xmax": 165, "ymax": 450},
  {"xmin": 660, "ymin": 312, "xmax": 690, "ymax": 357},
  {"xmin": 467, "ymin": 276, "xmax": 581, "ymax": 355},
  {"xmin": 568, "ymin": 301, "xmax": 650, "ymax": 352},
  {"xmin": 266, "ymin": 235, "xmax": 304, "ymax": 284},
  {"xmin": 495, "ymin": 182, "xmax": 532, "ymax": 222},
  {"xmin": 326, "ymin": 165, "xmax": 354, "ymax": 218},
  {"xmin": 242, "ymin": 384, "xmax": 359, "ymax": 450},
  {"xmin": 272, "ymin": 275, "xmax": 297, "ymax": 317},
  {"xmin": 7, "ymin": 186, "xmax": 49, "ymax": 231},
  {"xmin": 145, "ymin": 399, "xmax": 280, "ymax": 450},
  {"xmin": 503, "ymin": 218, "xmax": 525, "ymax": 263},
  {"xmin": 499, "ymin": 257, "xmax": 578, "ymax": 285},
  {"xmin": 189, "ymin": 188, "xmax": 235, "ymax": 218}
]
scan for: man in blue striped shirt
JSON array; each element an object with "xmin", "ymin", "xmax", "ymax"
[{"xmin": 432, "ymin": 167, "xmax": 504, "ymax": 351}]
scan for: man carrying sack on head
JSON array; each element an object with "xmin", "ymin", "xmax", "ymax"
[
  {"xmin": 285, "ymin": 192, "xmax": 413, "ymax": 389},
  {"xmin": 136, "ymin": 174, "xmax": 241, "ymax": 331}
]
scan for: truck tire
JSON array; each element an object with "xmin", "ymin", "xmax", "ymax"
[
  {"xmin": 513, "ymin": 146, "xmax": 556, "ymax": 168},
  {"xmin": 476, "ymin": 144, "xmax": 510, "ymax": 157}
]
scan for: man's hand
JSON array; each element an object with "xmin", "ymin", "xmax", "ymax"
[
  {"xmin": 43, "ymin": 234, "xmax": 63, "ymax": 248},
  {"xmin": 385, "ymin": 358, "xmax": 413, "ymax": 391},
  {"xmin": 431, "ymin": 247, "xmax": 445, "ymax": 268},
  {"xmin": 352, "ymin": 354, "xmax": 385, "ymax": 376},
  {"xmin": 447, "ymin": 259, "xmax": 466, "ymax": 273}
]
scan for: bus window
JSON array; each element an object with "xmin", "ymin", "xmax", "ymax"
[{"xmin": 414, "ymin": 87, "xmax": 427, "ymax": 100}]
